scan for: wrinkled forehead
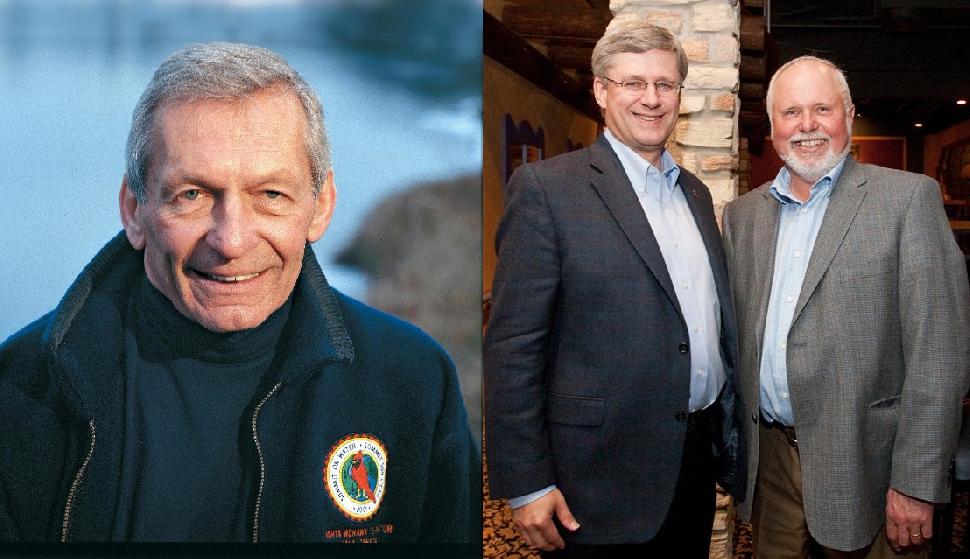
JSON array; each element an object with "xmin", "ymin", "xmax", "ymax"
[
  {"xmin": 147, "ymin": 89, "xmax": 310, "ymax": 183},
  {"xmin": 154, "ymin": 87, "xmax": 303, "ymax": 139}
]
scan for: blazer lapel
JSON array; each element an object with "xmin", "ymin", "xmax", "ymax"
[
  {"xmin": 588, "ymin": 137, "xmax": 682, "ymax": 316},
  {"xmin": 752, "ymin": 187, "xmax": 781, "ymax": 352},
  {"xmin": 792, "ymin": 157, "xmax": 868, "ymax": 324}
]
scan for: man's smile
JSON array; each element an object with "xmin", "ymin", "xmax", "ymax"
[
  {"xmin": 190, "ymin": 268, "xmax": 263, "ymax": 284},
  {"xmin": 632, "ymin": 111, "xmax": 665, "ymax": 124}
]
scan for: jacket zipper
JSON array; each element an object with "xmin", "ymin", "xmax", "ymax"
[
  {"xmin": 61, "ymin": 419, "xmax": 96, "ymax": 542},
  {"xmin": 250, "ymin": 382, "xmax": 281, "ymax": 543}
]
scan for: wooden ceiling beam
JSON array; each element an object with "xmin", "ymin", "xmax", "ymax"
[
  {"xmin": 547, "ymin": 44, "xmax": 594, "ymax": 70},
  {"xmin": 485, "ymin": 10, "xmax": 601, "ymax": 122},
  {"xmin": 502, "ymin": 6, "xmax": 610, "ymax": 42}
]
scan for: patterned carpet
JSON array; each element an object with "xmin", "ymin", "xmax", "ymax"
[
  {"xmin": 483, "ymin": 449, "xmax": 966, "ymax": 559},
  {"xmin": 482, "ymin": 479, "xmax": 753, "ymax": 558}
]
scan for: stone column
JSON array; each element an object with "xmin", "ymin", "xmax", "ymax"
[
  {"xmin": 609, "ymin": 2, "xmax": 741, "ymax": 557},
  {"xmin": 610, "ymin": 0, "xmax": 740, "ymax": 224}
]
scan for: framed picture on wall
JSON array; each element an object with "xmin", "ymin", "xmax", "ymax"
[
  {"xmin": 503, "ymin": 115, "xmax": 544, "ymax": 193},
  {"xmin": 940, "ymin": 138, "xmax": 970, "ymax": 199}
]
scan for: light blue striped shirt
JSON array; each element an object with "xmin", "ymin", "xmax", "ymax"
[
  {"xmin": 760, "ymin": 158, "xmax": 846, "ymax": 426},
  {"xmin": 509, "ymin": 130, "xmax": 725, "ymax": 509}
]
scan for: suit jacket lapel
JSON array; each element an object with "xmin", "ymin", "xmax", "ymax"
[
  {"xmin": 793, "ymin": 157, "xmax": 868, "ymax": 324},
  {"xmin": 752, "ymin": 187, "xmax": 781, "ymax": 353},
  {"xmin": 588, "ymin": 136, "xmax": 682, "ymax": 316}
]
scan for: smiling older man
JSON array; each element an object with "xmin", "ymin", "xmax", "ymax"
[
  {"xmin": 723, "ymin": 56, "xmax": 970, "ymax": 557},
  {"xmin": 0, "ymin": 42, "xmax": 477, "ymax": 543}
]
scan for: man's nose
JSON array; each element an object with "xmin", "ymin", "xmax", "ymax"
[
  {"xmin": 798, "ymin": 111, "xmax": 817, "ymax": 132},
  {"xmin": 206, "ymin": 195, "xmax": 258, "ymax": 260},
  {"xmin": 637, "ymin": 82, "xmax": 662, "ymax": 107}
]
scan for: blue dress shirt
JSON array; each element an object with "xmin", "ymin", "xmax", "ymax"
[
  {"xmin": 759, "ymin": 158, "xmax": 846, "ymax": 426},
  {"xmin": 510, "ymin": 130, "xmax": 725, "ymax": 509}
]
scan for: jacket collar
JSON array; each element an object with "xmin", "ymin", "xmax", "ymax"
[{"xmin": 42, "ymin": 231, "xmax": 355, "ymax": 418}]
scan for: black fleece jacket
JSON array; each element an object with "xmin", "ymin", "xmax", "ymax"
[{"xmin": 0, "ymin": 232, "xmax": 480, "ymax": 543}]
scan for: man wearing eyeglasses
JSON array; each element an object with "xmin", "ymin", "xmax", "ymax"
[{"xmin": 485, "ymin": 20, "xmax": 744, "ymax": 557}]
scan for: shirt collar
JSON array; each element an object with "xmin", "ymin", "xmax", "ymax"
[
  {"xmin": 604, "ymin": 128, "xmax": 681, "ymax": 197},
  {"xmin": 769, "ymin": 154, "xmax": 848, "ymax": 206}
]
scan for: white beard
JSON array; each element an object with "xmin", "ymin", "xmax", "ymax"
[{"xmin": 780, "ymin": 129, "xmax": 851, "ymax": 184}]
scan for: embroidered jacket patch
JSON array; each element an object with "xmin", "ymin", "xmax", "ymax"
[{"xmin": 324, "ymin": 434, "xmax": 388, "ymax": 521}]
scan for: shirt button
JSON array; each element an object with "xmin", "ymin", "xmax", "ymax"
[
  {"xmin": 785, "ymin": 296, "xmax": 794, "ymax": 303},
  {"xmin": 681, "ymin": 282, "xmax": 689, "ymax": 289},
  {"xmin": 780, "ymin": 343, "xmax": 787, "ymax": 350},
  {"xmin": 679, "ymin": 342, "xmax": 689, "ymax": 354},
  {"xmin": 793, "ymin": 250, "xmax": 802, "ymax": 258},
  {"xmin": 697, "ymin": 368, "xmax": 705, "ymax": 376},
  {"xmin": 781, "ymin": 392, "xmax": 789, "ymax": 399}
]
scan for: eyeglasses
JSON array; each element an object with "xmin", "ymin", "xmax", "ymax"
[{"xmin": 600, "ymin": 76, "xmax": 683, "ymax": 96}]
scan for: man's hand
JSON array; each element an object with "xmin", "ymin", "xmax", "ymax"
[
  {"xmin": 885, "ymin": 487, "xmax": 933, "ymax": 552},
  {"xmin": 511, "ymin": 489, "xmax": 580, "ymax": 551}
]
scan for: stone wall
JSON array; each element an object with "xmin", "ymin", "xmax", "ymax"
[
  {"xmin": 609, "ymin": 2, "xmax": 741, "ymax": 557},
  {"xmin": 610, "ymin": 0, "xmax": 740, "ymax": 225}
]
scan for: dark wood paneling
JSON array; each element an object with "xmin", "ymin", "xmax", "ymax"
[{"xmin": 503, "ymin": 6, "xmax": 610, "ymax": 42}]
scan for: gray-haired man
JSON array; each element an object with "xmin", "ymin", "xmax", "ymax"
[
  {"xmin": 0, "ymin": 42, "xmax": 477, "ymax": 543},
  {"xmin": 723, "ymin": 55, "xmax": 970, "ymax": 557}
]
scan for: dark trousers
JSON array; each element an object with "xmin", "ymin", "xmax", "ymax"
[{"xmin": 541, "ymin": 409, "xmax": 718, "ymax": 558}]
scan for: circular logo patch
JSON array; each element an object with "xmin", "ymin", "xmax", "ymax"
[{"xmin": 324, "ymin": 434, "xmax": 387, "ymax": 521}]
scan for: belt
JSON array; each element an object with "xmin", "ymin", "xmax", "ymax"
[
  {"xmin": 687, "ymin": 404, "xmax": 715, "ymax": 434},
  {"xmin": 761, "ymin": 414, "xmax": 798, "ymax": 451}
]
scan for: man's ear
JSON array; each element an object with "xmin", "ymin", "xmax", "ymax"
[
  {"xmin": 119, "ymin": 176, "xmax": 147, "ymax": 250},
  {"xmin": 307, "ymin": 170, "xmax": 336, "ymax": 243},
  {"xmin": 592, "ymin": 76, "xmax": 609, "ymax": 110}
]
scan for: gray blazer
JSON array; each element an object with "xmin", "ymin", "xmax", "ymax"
[
  {"xmin": 485, "ymin": 135, "xmax": 744, "ymax": 544},
  {"xmin": 722, "ymin": 156, "xmax": 970, "ymax": 551}
]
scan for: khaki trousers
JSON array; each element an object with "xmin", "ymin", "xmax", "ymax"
[{"xmin": 752, "ymin": 421, "xmax": 928, "ymax": 559}]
